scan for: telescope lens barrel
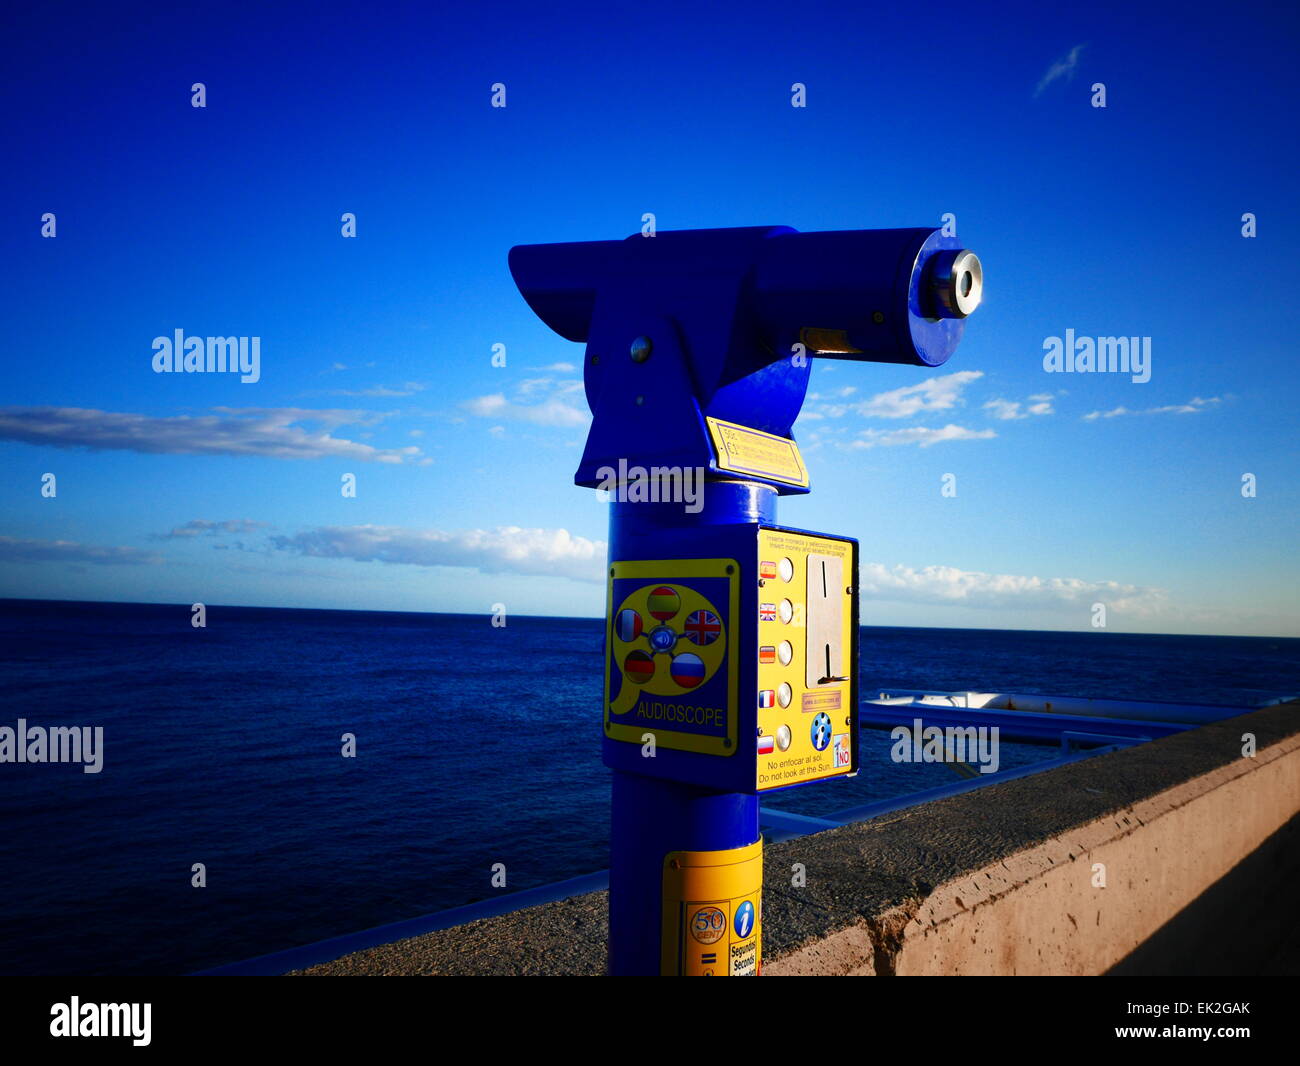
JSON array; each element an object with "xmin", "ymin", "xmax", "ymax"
[
  {"xmin": 752, "ymin": 228, "xmax": 980, "ymax": 368},
  {"xmin": 927, "ymin": 249, "xmax": 983, "ymax": 319}
]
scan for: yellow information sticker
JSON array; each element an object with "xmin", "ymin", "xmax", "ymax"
[
  {"xmin": 706, "ymin": 417, "xmax": 809, "ymax": 488},
  {"xmin": 662, "ymin": 840, "xmax": 762, "ymax": 976}
]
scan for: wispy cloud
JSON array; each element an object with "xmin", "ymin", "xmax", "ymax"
[
  {"xmin": 0, "ymin": 535, "xmax": 162, "ymax": 565},
  {"xmin": 857, "ymin": 370, "xmax": 984, "ymax": 419},
  {"xmin": 861, "ymin": 560, "xmax": 1167, "ymax": 615},
  {"xmin": 327, "ymin": 382, "xmax": 427, "ymax": 397},
  {"xmin": 463, "ymin": 392, "xmax": 588, "ymax": 428},
  {"xmin": 805, "ymin": 370, "xmax": 983, "ymax": 420},
  {"xmin": 984, "ymin": 394, "xmax": 1055, "ymax": 420},
  {"xmin": 156, "ymin": 519, "xmax": 268, "ymax": 539},
  {"xmin": 455, "ymin": 360, "xmax": 589, "ymax": 431},
  {"xmin": 1082, "ymin": 396, "xmax": 1222, "ymax": 421},
  {"xmin": 1035, "ymin": 44, "xmax": 1086, "ymax": 97},
  {"xmin": 0, "ymin": 406, "xmax": 424, "ymax": 464},
  {"xmin": 272, "ymin": 524, "xmax": 605, "ymax": 582},
  {"xmin": 849, "ymin": 424, "xmax": 996, "ymax": 449}
]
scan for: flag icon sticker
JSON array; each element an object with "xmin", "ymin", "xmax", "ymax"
[
  {"xmin": 670, "ymin": 652, "xmax": 706, "ymax": 689},
  {"xmin": 615, "ymin": 609, "xmax": 643, "ymax": 642},
  {"xmin": 683, "ymin": 609, "xmax": 721, "ymax": 646},
  {"xmin": 758, "ymin": 645, "xmax": 776, "ymax": 664},
  {"xmin": 647, "ymin": 586, "xmax": 680, "ymax": 621},
  {"xmin": 624, "ymin": 650, "xmax": 655, "ymax": 684},
  {"xmin": 759, "ymin": 560, "xmax": 777, "ymax": 579},
  {"xmin": 758, "ymin": 603, "xmax": 777, "ymax": 622},
  {"xmin": 759, "ymin": 689, "xmax": 775, "ymax": 708},
  {"xmin": 758, "ymin": 735, "xmax": 775, "ymax": 754}
]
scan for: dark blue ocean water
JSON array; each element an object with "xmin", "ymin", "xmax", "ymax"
[{"xmin": 0, "ymin": 599, "xmax": 1296, "ymax": 976}]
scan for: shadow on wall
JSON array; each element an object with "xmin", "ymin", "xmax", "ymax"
[{"xmin": 1108, "ymin": 813, "xmax": 1300, "ymax": 977}]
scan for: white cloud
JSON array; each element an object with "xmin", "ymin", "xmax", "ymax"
[
  {"xmin": 463, "ymin": 392, "xmax": 588, "ymax": 428},
  {"xmin": 856, "ymin": 370, "xmax": 984, "ymax": 419},
  {"xmin": 984, "ymin": 395, "xmax": 1055, "ymax": 420},
  {"xmin": 0, "ymin": 406, "xmax": 423, "ymax": 463},
  {"xmin": 328, "ymin": 382, "xmax": 427, "ymax": 397},
  {"xmin": 0, "ymin": 535, "xmax": 161, "ymax": 565},
  {"xmin": 272, "ymin": 524, "xmax": 605, "ymax": 582},
  {"xmin": 1082, "ymin": 396, "xmax": 1221, "ymax": 421},
  {"xmin": 861, "ymin": 560, "xmax": 1168, "ymax": 615},
  {"xmin": 157, "ymin": 519, "xmax": 267, "ymax": 539},
  {"xmin": 1035, "ymin": 44, "xmax": 1086, "ymax": 97},
  {"xmin": 808, "ymin": 370, "xmax": 984, "ymax": 421},
  {"xmin": 850, "ymin": 424, "xmax": 996, "ymax": 449}
]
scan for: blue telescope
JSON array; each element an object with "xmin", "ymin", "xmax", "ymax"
[
  {"xmin": 510, "ymin": 226, "xmax": 982, "ymax": 492},
  {"xmin": 509, "ymin": 225, "xmax": 982, "ymax": 975}
]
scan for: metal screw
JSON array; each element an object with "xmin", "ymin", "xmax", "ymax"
[
  {"xmin": 591, "ymin": 354, "xmax": 600, "ymax": 365},
  {"xmin": 872, "ymin": 311, "xmax": 885, "ymax": 324},
  {"xmin": 630, "ymin": 336, "xmax": 653, "ymax": 363}
]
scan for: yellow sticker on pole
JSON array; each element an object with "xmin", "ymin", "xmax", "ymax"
[
  {"xmin": 706, "ymin": 417, "xmax": 809, "ymax": 488},
  {"xmin": 662, "ymin": 839, "xmax": 762, "ymax": 976}
]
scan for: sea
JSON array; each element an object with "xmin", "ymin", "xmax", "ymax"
[{"xmin": 0, "ymin": 598, "xmax": 1296, "ymax": 976}]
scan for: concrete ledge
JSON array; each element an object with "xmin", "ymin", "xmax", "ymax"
[{"xmin": 295, "ymin": 700, "xmax": 1299, "ymax": 976}]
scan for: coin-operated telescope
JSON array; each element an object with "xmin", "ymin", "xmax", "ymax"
[{"xmin": 509, "ymin": 225, "xmax": 982, "ymax": 976}]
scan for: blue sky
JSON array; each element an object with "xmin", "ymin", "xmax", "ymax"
[{"xmin": 1, "ymin": 1, "xmax": 1296, "ymax": 635}]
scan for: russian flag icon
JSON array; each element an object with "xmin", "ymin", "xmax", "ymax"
[
  {"xmin": 758, "ymin": 735, "xmax": 775, "ymax": 754},
  {"xmin": 758, "ymin": 689, "xmax": 775, "ymax": 708}
]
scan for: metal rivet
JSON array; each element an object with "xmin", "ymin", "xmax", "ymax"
[
  {"xmin": 630, "ymin": 336, "xmax": 653, "ymax": 363},
  {"xmin": 591, "ymin": 354, "xmax": 601, "ymax": 365},
  {"xmin": 872, "ymin": 311, "xmax": 885, "ymax": 324}
]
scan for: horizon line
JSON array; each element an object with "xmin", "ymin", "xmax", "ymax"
[{"xmin": 1, "ymin": 595, "xmax": 1296, "ymax": 642}]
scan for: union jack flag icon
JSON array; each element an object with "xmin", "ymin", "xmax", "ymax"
[{"xmin": 683, "ymin": 609, "xmax": 721, "ymax": 645}]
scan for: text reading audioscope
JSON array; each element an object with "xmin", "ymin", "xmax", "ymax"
[{"xmin": 152, "ymin": 329, "xmax": 261, "ymax": 383}]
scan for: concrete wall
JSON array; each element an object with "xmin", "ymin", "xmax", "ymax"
[
  {"xmin": 768, "ymin": 710, "xmax": 1300, "ymax": 975},
  {"xmin": 297, "ymin": 700, "xmax": 1300, "ymax": 976}
]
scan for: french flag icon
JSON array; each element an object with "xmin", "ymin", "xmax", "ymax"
[{"xmin": 758, "ymin": 689, "xmax": 775, "ymax": 708}]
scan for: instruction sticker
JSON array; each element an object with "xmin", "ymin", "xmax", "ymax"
[{"xmin": 706, "ymin": 417, "xmax": 809, "ymax": 488}]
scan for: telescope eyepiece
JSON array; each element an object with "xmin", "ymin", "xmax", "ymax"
[{"xmin": 927, "ymin": 249, "xmax": 983, "ymax": 319}]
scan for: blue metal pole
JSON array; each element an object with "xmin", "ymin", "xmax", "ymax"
[{"xmin": 606, "ymin": 479, "xmax": 772, "ymax": 976}]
